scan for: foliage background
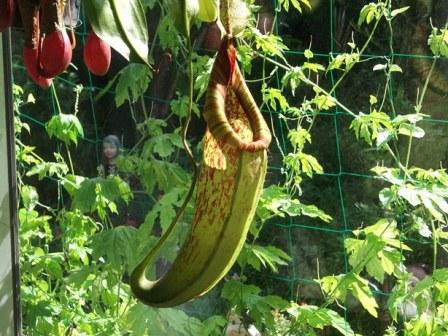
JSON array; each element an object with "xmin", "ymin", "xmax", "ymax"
[{"xmin": 11, "ymin": 0, "xmax": 448, "ymax": 335}]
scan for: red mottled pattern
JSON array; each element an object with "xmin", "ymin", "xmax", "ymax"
[
  {"xmin": 179, "ymin": 89, "xmax": 253, "ymax": 265},
  {"xmin": 203, "ymin": 36, "xmax": 271, "ymax": 153}
]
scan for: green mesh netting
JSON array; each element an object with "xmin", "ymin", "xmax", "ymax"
[{"xmin": 12, "ymin": 0, "xmax": 448, "ymax": 332}]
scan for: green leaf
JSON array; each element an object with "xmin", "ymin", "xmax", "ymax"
[
  {"xmin": 21, "ymin": 185, "xmax": 39, "ymax": 210},
  {"xmin": 278, "ymin": 0, "xmax": 311, "ymax": 12},
  {"xmin": 393, "ymin": 113, "xmax": 426, "ymax": 124},
  {"xmin": 433, "ymin": 268, "xmax": 448, "ymax": 282},
  {"xmin": 85, "ymin": 0, "xmax": 149, "ymax": 64},
  {"xmin": 253, "ymin": 31, "xmax": 289, "ymax": 58},
  {"xmin": 167, "ymin": 0, "xmax": 199, "ymax": 38},
  {"xmin": 238, "ymin": 244, "xmax": 291, "ymax": 272},
  {"xmin": 328, "ymin": 53, "xmax": 360, "ymax": 71},
  {"xmin": 390, "ymin": 6, "xmax": 409, "ymax": 17},
  {"xmin": 318, "ymin": 274, "xmax": 347, "ymax": 301},
  {"xmin": 257, "ymin": 185, "xmax": 291, "ymax": 219},
  {"xmin": 92, "ymin": 226, "xmax": 138, "ymax": 272},
  {"xmin": 398, "ymin": 186, "xmax": 421, "ymax": 206},
  {"xmin": 288, "ymin": 128, "xmax": 311, "ymax": 149},
  {"xmin": 350, "ymin": 111, "xmax": 393, "ymax": 146},
  {"xmin": 142, "ymin": 187, "xmax": 185, "ymax": 233},
  {"xmin": 170, "ymin": 93, "xmax": 201, "ymax": 117},
  {"xmin": 398, "ymin": 123, "xmax": 425, "ymax": 138},
  {"xmin": 372, "ymin": 166, "xmax": 404, "ymax": 185},
  {"xmin": 66, "ymin": 266, "xmax": 96, "ymax": 288},
  {"xmin": 287, "ymin": 303, "xmax": 355, "ymax": 336},
  {"xmin": 358, "ymin": 3, "xmax": 382, "ymax": 26},
  {"xmin": 345, "ymin": 235, "xmax": 385, "ymax": 277},
  {"xmin": 222, "ymin": 280, "xmax": 288, "ymax": 327},
  {"xmin": 376, "ymin": 128, "xmax": 393, "ymax": 147},
  {"xmin": 193, "ymin": 54, "xmax": 214, "ymax": 101},
  {"xmin": 110, "ymin": 0, "xmax": 149, "ymax": 64},
  {"xmin": 350, "ymin": 275, "xmax": 379, "ymax": 317},
  {"xmin": 71, "ymin": 176, "xmax": 132, "ymax": 219},
  {"xmin": 262, "ymin": 87, "xmax": 289, "ymax": 111},
  {"xmin": 46, "ymin": 113, "xmax": 84, "ymax": 145},
  {"xmin": 373, "ymin": 64, "xmax": 387, "ymax": 71},
  {"xmin": 26, "ymin": 160, "xmax": 69, "ymax": 180},
  {"xmin": 115, "ymin": 64, "xmax": 152, "ymax": 107},
  {"xmin": 283, "ymin": 152, "xmax": 324, "ymax": 177},
  {"xmin": 429, "ymin": 28, "xmax": 448, "ymax": 58},
  {"xmin": 313, "ymin": 94, "xmax": 336, "ymax": 110},
  {"xmin": 303, "ymin": 62, "xmax": 325, "ymax": 73},
  {"xmin": 201, "ymin": 315, "xmax": 227, "ymax": 336},
  {"xmin": 389, "ymin": 64, "xmax": 402, "ymax": 73},
  {"xmin": 144, "ymin": 133, "xmax": 183, "ymax": 158},
  {"xmin": 281, "ymin": 67, "xmax": 303, "ymax": 95},
  {"xmin": 380, "ymin": 250, "xmax": 400, "ymax": 275},
  {"xmin": 304, "ymin": 49, "xmax": 314, "ymax": 59},
  {"xmin": 420, "ymin": 191, "xmax": 444, "ymax": 221},
  {"xmin": 126, "ymin": 303, "xmax": 204, "ymax": 336},
  {"xmin": 256, "ymin": 185, "xmax": 332, "ymax": 223},
  {"xmin": 379, "ymin": 187, "xmax": 396, "ymax": 207},
  {"xmin": 237, "ymin": 45, "xmax": 254, "ymax": 74},
  {"xmin": 138, "ymin": 159, "xmax": 189, "ymax": 194},
  {"xmin": 198, "ymin": 0, "xmax": 218, "ymax": 22},
  {"xmin": 299, "ymin": 204, "xmax": 332, "ymax": 222},
  {"xmin": 45, "ymin": 257, "xmax": 63, "ymax": 278},
  {"xmin": 61, "ymin": 174, "xmax": 85, "ymax": 197}
]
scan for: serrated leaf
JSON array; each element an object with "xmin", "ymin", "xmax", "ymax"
[
  {"xmin": 92, "ymin": 226, "xmax": 138, "ymax": 272},
  {"xmin": 222, "ymin": 280, "xmax": 288, "ymax": 327},
  {"xmin": 201, "ymin": 315, "xmax": 227, "ymax": 335},
  {"xmin": 287, "ymin": 304, "xmax": 355, "ymax": 336},
  {"xmin": 350, "ymin": 275, "xmax": 378, "ymax": 317},
  {"xmin": 313, "ymin": 94, "xmax": 335, "ymax": 110},
  {"xmin": 115, "ymin": 64, "xmax": 152, "ymax": 107},
  {"xmin": 238, "ymin": 244, "xmax": 291, "ymax": 273},
  {"xmin": 71, "ymin": 176, "xmax": 132, "ymax": 219},
  {"xmin": 46, "ymin": 114, "xmax": 84, "ymax": 145}
]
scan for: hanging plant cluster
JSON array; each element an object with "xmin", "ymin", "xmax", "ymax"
[
  {"xmin": 128, "ymin": 0, "xmax": 271, "ymax": 308},
  {"xmin": 2, "ymin": 0, "xmax": 272, "ymax": 309},
  {"xmin": 0, "ymin": 0, "xmax": 253, "ymax": 88},
  {"xmin": 0, "ymin": 0, "xmax": 156, "ymax": 87}
]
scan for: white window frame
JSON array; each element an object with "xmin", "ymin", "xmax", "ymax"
[{"xmin": 0, "ymin": 30, "xmax": 21, "ymax": 336}]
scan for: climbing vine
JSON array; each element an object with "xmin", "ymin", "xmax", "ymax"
[{"xmin": 13, "ymin": 0, "xmax": 448, "ymax": 335}]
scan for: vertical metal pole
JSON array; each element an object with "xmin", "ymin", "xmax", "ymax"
[{"xmin": 0, "ymin": 30, "xmax": 21, "ymax": 336}]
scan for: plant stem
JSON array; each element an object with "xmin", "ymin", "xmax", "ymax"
[
  {"xmin": 51, "ymin": 83, "xmax": 63, "ymax": 115},
  {"xmin": 66, "ymin": 144, "xmax": 75, "ymax": 175},
  {"xmin": 248, "ymin": 47, "xmax": 358, "ymax": 118},
  {"xmin": 132, "ymin": 36, "xmax": 199, "ymax": 282},
  {"xmin": 328, "ymin": 14, "xmax": 383, "ymax": 97},
  {"xmin": 116, "ymin": 272, "xmax": 121, "ymax": 318}
]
